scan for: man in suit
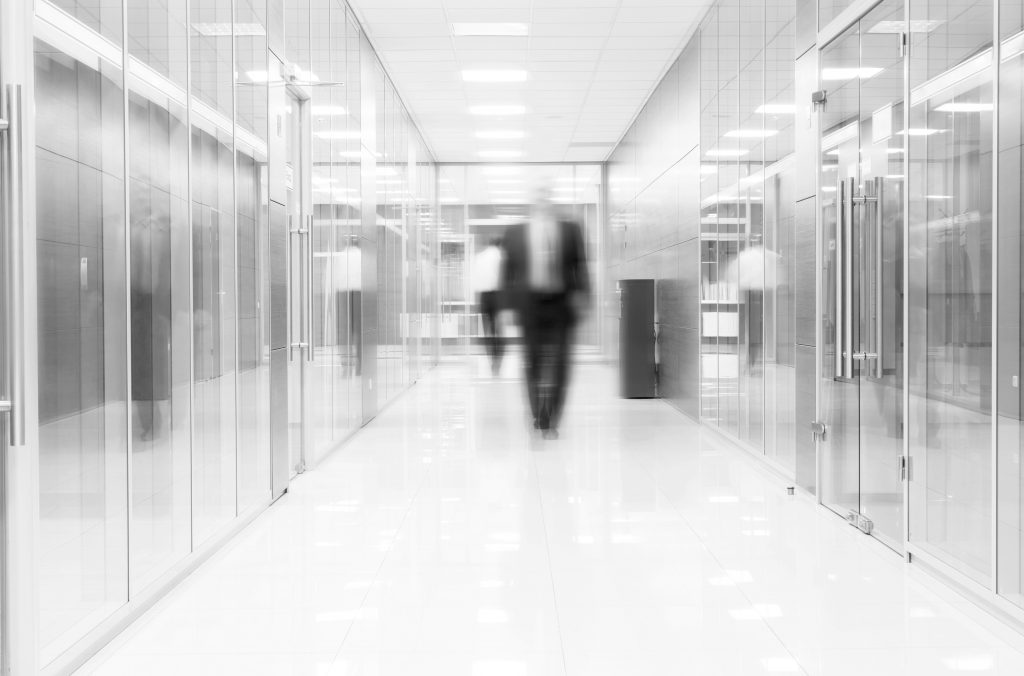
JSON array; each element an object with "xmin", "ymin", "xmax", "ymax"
[{"xmin": 501, "ymin": 185, "xmax": 590, "ymax": 439}]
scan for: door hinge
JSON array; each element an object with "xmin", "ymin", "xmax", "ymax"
[
  {"xmin": 899, "ymin": 31, "xmax": 908, "ymax": 57},
  {"xmin": 899, "ymin": 455, "xmax": 911, "ymax": 482},
  {"xmin": 810, "ymin": 421, "xmax": 826, "ymax": 440},
  {"xmin": 811, "ymin": 89, "xmax": 827, "ymax": 111}
]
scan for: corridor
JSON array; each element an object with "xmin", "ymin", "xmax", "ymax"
[{"xmin": 76, "ymin": 359, "xmax": 1024, "ymax": 676}]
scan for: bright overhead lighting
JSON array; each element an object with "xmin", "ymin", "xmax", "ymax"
[
  {"xmin": 315, "ymin": 130, "xmax": 361, "ymax": 140},
  {"xmin": 869, "ymin": 19, "xmax": 944, "ymax": 33},
  {"xmin": 821, "ymin": 67, "xmax": 883, "ymax": 81},
  {"xmin": 244, "ymin": 70, "xmax": 281, "ymax": 83},
  {"xmin": 724, "ymin": 129, "xmax": 778, "ymax": 138},
  {"xmin": 469, "ymin": 104, "xmax": 526, "ymax": 116},
  {"xmin": 899, "ymin": 128, "xmax": 944, "ymax": 136},
  {"xmin": 462, "ymin": 70, "xmax": 527, "ymax": 83},
  {"xmin": 193, "ymin": 22, "xmax": 265, "ymax": 36},
  {"xmin": 475, "ymin": 130, "xmax": 526, "ymax": 140},
  {"xmin": 700, "ymin": 164, "xmax": 718, "ymax": 175},
  {"xmin": 338, "ymin": 150, "xmax": 362, "ymax": 159},
  {"xmin": 706, "ymin": 149, "xmax": 749, "ymax": 157},
  {"xmin": 935, "ymin": 102, "xmax": 993, "ymax": 113},
  {"xmin": 479, "ymin": 150, "xmax": 523, "ymax": 159},
  {"xmin": 926, "ymin": 194, "xmax": 953, "ymax": 199},
  {"xmin": 452, "ymin": 23, "xmax": 529, "ymax": 37},
  {"xmin": 312, "ymin": 105, "xmax": 347, "ymax": 116},
  {"xmin": 488, "ymin": 179, "xmax": 523, "ymax": 184},
  {"xmin": 482, "ymin": 166, "xmax": 522, "ymax": 176},
  {"xmin": 756, "ymin": 104, "xmax": 796, "ymax": 114}
]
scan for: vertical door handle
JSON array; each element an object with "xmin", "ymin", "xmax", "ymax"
[
  {"xmin": 306, "ymin": 214, "xmax": 314, "ymax": 363},
  {"xmin": 834, "ymin": 178, "xmax": 845, "ymax": 379},
  {"xmin": 843, "ymin": 177, "xmax": 855, "ymax": 379},
  {"xmin": 1, "ymin": 85, "xmax": 25, "ymax": 445},
  {"xmin": 874, "ymin": 176, "xmax": 884, "ymax": 378}
]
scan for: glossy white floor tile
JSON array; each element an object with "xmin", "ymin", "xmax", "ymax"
[{"xmin": 76, "ymin": 357, "xmax": 1024, "ymax": 675}]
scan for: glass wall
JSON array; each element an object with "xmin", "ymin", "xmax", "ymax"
[
  {"xmin": 29, "ymin": 0, "xmax": 438, "ymax": 667},
  {"xmin": 436, "ymin": 164, "xmax": 603, "ymax": 359},
  {"xmin": 907, "ymin": 0, "xmax": 995, "ymax": 586},
  {"xmin": 998, "ymin": 0, "xmax": 1024, "ymax": 608},
  {"xmin": 698, "ymin": 0, "xmax": 797, "ymax": 463}
]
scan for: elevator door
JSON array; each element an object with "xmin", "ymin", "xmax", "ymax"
[{"xmin": 819, "ymin": 0, "xmax": 906, "ymax": 552}]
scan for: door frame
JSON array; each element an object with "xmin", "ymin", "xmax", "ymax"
[
  {"xmin": 815, "ymin": 0, "xmax": 912, "ymax": 558},
  {"xmin": 285, "ymin": 85, "xmax": 312, "ymax": 475},
  {"xmin": 1, "ymin": 0, "xmax": 39, "ymax": 672}
]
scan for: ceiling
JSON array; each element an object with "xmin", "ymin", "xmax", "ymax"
[{"xmin": 348, "ymin": 0, "xmax": 713, "ymax": 163}]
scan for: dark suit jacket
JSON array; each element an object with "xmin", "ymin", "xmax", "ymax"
[{"xmin": 501, "ymin": 219, "xmax": 590, "ymax": 325}]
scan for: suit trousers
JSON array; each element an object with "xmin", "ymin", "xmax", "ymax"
[{"xmin": 521, "ymin": 292, "xmax": 573, "ymax": 430}]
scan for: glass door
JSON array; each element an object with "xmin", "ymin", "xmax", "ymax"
[
  {"xmin": 286, "ymin": 92, "xmax": 310, "ymax": 475},
  {"xmin": 819, "ymin": 0, "xmax": 906, "ymax": 552}
]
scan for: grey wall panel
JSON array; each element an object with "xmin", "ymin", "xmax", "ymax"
[
  {"xmin": 680, "ymin": 237, "xmax": 700, "ymax": 331},
  {"xmin": 793, "ymin": 48, "xmax": 819, "ymax": 203},
  {"xmin": 679, "ymin": 326, "xmax": 699, "ymax": 420},
  {"xmin": 659, "ymin": 324, "xmax": 683, "ymax": 408},
  {"xmin": 794, "ymin": 196, "xmax": 816, "ymax": 347},
  {"xmin": 795, "ymin": 0, "xmax": 817, "ymax": 58},
  {"xmin": 678, "ymin": 151, "xmax": 700, "ymax": 243},
  {"xmin": 268, "ymin": 53, "xmax": 287, "ymax": 208},
  {"xmin": 270, "ymin": 348, "xmax": 289, "ymax": 498},
  {"xmin": 794, "ymin": 343, "xmax": 816, "ymax": 492},
  {"xmin": 269, "ymin": 201, "xmax": 287, "ymax": 350},
  {"xmin": 678, "ymin": 38, "xmax": 700, "ymax": 156}
]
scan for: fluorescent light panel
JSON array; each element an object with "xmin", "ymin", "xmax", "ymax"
[
  {"xmin": 935, "ymin": 102, "xmax": 993, "ymax": 112},
  {"xmin": 724, "ymin": 129, "xmax": 778, "ymax": 138},
  {"xmin": 452, "ymin": 23, "xmax": 528, "ymax": 37},
  {"xmin": 821, "ymin": 67, "xmax": 883, "ymax": 81},
  {"xmin": 462, "ymin": 70, "xmax": 528, "ymax": 83},
  {"xmin": 706, "ymin": 149, "xmax": 749, "ymax": 157},
  {"xmin": 479, "ymin": 150, "xmax": 523, "ymax": 158},
  {"xmin": 469, "ymin": 105, "xmax": 526, "ymax": 116},
  {"xmin": 475, "ymin": 130, "xmax": 526, "ymax": 140},
  {"xmin": 193, "ymin": 22, "xmax": 265, "ymax": 36}
]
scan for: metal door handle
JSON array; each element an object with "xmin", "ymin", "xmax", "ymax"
[
  {"xmin": 305, "ymin": 214, "xmax": 314, "ymax": 363},
  {"xmin": 834, "ymin": 178, "xmax": 844, "ymax": 378},
  {"xmin": 1, "ymin": 85, "xmax": 25, "ymax": 445},
  {"xmin": 874, "ymin": 176, "xmax": 884, "ymax": 378}
]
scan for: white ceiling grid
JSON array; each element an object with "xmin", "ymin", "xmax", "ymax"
[{"xmin": 349, "ymin": 0, "xmax": 714, "ymax": 162}]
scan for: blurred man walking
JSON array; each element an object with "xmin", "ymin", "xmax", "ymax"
[{"xmin": 501, "ymin": 185, "xmax": 590, "ymax": 439}]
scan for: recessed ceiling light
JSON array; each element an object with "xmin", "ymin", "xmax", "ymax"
[
  {"xmin": 869, "ymin": 19, "xmax": 944, "ymax": 33},
  {"xmin": 899, "ymin": 128, "xmax": 944, "ymax": 136},
  {"xmin": 479, "ymin": 150, "xmax": 523, "ymax": 159},
  {"xmin": 475, "ymin": 130, "xmax": 526, "ymax": 140},
  {"xmin": 706, "ymin": 149, "xmax": 749, "ymax": 157},
  {"xmin": 755, "ymin": 104, "xmax": 796, "ymax": 114},
  {"xmin": 935, "ymin": 102, "xmax": 993, "ymax": 113},
  {"xmin": 724, "ymin": 129, "xmax": 779, "ymax": 138},
  {"xmin": 821, "ymin": 67, "xmax": 883, "ymax": 81},
  {"xmin": 462, "ymin": 70, "xmax": 527, "ymax": 83},
  {"xmin": 469, "ymin": 105, "xmax": 526, "ymax": 116},
  {"xmin": 481, "ymin": 166, "xmax": 522, "ymax": 176},
  {"xmin": 193, "ymin": 22, "xmax": 264, "ymax": 36},
  {"xmin": 315, "ymin": 131, "xmax": 361, "ymax": 140},
  {"xmin": 452, "ymin": 23, "xmax": 529, "ymax": 37},
  {"xmin": 312, "ymin": 105, "xmax": 347, "ymax": 116}
]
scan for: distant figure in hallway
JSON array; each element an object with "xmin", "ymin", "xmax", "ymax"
[
  {"xmin": 502, "ymin": 185, "xmax": 590, "ymax": 439},
  {"xmin": 473, "ymin": 238, "xmax": 506, "ymax": 375}
]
